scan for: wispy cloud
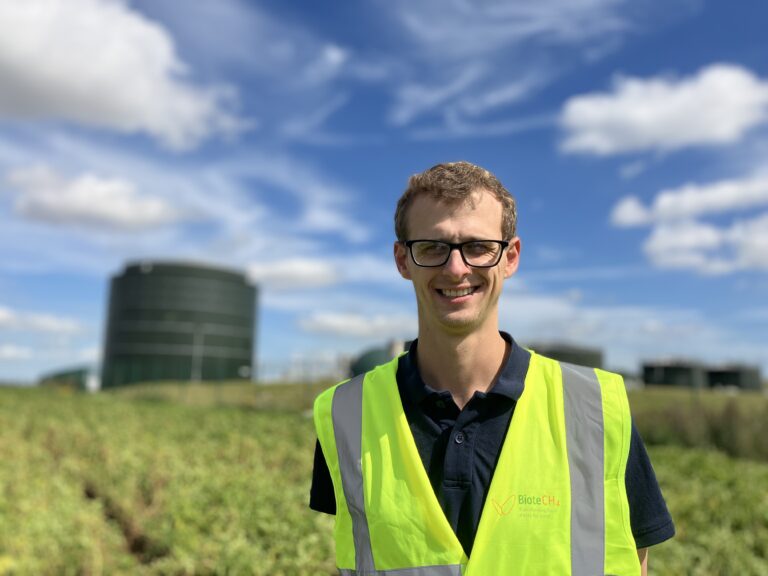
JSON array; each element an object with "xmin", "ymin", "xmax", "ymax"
[
  {"xmin": 0, "ymin": 305, "xmax": 81, "ymax": 334},
  {"xmin": 391, "ymin": 0, "xmax": 628, "ymax": 60},
  {"xmin": 248, "ymin": 253, "xmax": 402, "ymax": 293},
  {"xmin": 0, "ymin": 344, "xmax": 33, "ymax": 360},
  {"xmin": 390, "ymin": 66, "xmax": 488, "ymax": 127},
  {"xmin": 500, "ymin": 289, "xmax": 766, "ymax": 371},
  {"xmin": 381, "ymin": 0, "xmax": 641, "ymax": 135},
  {"xmin": 411, "ymin": 113, "xmax": 555, "ymax": 141},
  {"xmin": 135, "ymin": 0, "xmax": 386, "ymax": 143},
  {"xmin": 247, "ymin": 259, "xmax": 338, "ymax": 290},
  {"xmin": 561, "ymin": 63, "xmax": 768, "ymax": 155},
  {"xmin": 0, "ymin": 0, "xmax": 245, "ymax": 150},
  {"xmin": 300, "ymin": 311, "xmax": 417, "ymax": 338}
]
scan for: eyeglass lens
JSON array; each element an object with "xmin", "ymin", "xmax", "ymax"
[{"xmin": 410, "ymin": 241, "xmax": 503, "ymax": 267}]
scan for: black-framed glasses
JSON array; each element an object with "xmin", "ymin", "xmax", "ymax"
[{"xmin": 404, "ymin": 239, "xmax": 509, "ymax": 268}]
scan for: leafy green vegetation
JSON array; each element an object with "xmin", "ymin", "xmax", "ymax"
[
  {"xmin": 0, "ymin": 386, "xmax": 334, "ymax": 575},
  {"xmin": 1, "ymin": 383, "xmax": 766, "ymax": 574},
  {"xmin": 629, "ymin": 386, "xmax": 768, "ymax": 461}
]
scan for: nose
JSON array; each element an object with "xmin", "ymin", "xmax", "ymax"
[{"xmin": 442, "ymin": 247, "xmax": 471, "ymax": 277}]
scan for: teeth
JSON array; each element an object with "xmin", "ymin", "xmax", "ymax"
[{"xmin": 442, "ymin": 287, "xmax": 473, "ymax": 297}]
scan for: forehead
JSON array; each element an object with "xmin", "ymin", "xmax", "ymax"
[{"xmin": 406, "ymin": 189, "xmax": 503, "ymax": 240}]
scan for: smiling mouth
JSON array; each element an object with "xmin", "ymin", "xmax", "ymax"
[{"xmin": 438, "ymin": 287, "xmax": 477, "ymax": 297}]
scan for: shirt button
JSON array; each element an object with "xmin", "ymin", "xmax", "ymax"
[{"xmin": 454, "ymin": 432, "xmax": 465, "ymax": 444}]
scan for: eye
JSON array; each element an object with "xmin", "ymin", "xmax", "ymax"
[
  {"xmin": 418, "ymin": 241, "xmax": 447, "ymax": 255},
  {"xmin": 464, "ymin": 241, "xmax": 497, "ymax": 256}
]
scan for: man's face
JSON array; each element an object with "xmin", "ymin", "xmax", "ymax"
[{"xmin": 394, "ymin": 189, "xmax": 520, "ymax": 337}]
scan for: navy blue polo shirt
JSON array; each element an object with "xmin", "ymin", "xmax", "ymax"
[{"xmin": 310, "ymin": 333, "xmax": 675, "ymax": 555}]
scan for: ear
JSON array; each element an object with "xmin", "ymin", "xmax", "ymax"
[
  {"xmin": 394, "ymin": 241, "xmax": 412, "ymax": 279},
  {"xmin": 503, "ymin": 237, "xmax": 521, "ymax": 279}
]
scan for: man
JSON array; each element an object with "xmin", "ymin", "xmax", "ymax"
[{"xmin": 311, "ymin": 162, "xmax": 674, "ymax": 575}]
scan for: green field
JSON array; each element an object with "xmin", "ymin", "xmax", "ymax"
[{"xmin": 1, "ymin": 383, "xmax": 767, "ymax": 575}]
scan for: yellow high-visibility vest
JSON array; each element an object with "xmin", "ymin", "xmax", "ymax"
[{"xmin": 314, "ymin": 351, "xmax": 641, "ymax": 575}]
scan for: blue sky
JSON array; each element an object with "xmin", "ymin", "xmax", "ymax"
[{"xmin": 1, "ymin": 0, "xmax": 767, "ymax": 383}]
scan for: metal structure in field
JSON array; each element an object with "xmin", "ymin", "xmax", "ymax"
[
  {"xmin": 101, "ymin": 261, "xmax": 257, "ymax": 388},
  {"xmin": 349, "ymin": 340, "xmax": 410, "ymax": 378},
  {"xmin": 39, "ymin": 365, "xmax": 99, "ymax": 392}
]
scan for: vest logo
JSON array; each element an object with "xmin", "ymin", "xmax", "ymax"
[
  {"xmin": 492, "ymin": 493, "xmax": 561, "ymax": 518},
  {"xmin": 491, "ymin": 496, "xmax": 517, "ymax": 516},
  {"xmin": 518, "ymin": 493, "xmax": 560, "ymax": 507}
]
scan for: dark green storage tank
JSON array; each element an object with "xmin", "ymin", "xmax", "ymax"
[
  {"xmin": 526, "ymin": 342, "xmax": 604, "ymax": 369},
  {"xmin": 101, "ymin": 261, "xmax": 257, "ymax": 388}
]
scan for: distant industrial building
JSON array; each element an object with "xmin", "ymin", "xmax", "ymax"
[
  {"xmin": 39, "ymin": 365, "xmax": 99, "ymax": 392},
  {"xmin": 707, "ymin": 364, "xmax": 762, "ymax": 391},
  {"xmin": 101, "ymin": 261, "xmax": 257, "ymax": 388},
  {"xmin": 527, "ymin": 342, "xmax": 604, "ymax": 369},
  {"xmin": 642, "ymin": 360, "xmax": 707, "ymax": 389},
  {"xmin": 642, "ymin": 360, "xmax": 763, "ymax": 391}
]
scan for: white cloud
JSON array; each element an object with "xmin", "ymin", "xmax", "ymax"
[
  {"xmin": 613, "ymin": 175, "xmax": 768, "ymax": 228},
  {"xmin": 247, "ymin": 254, "xmax": 403, "ymax": 293},
  {"xmin": 247, "ymin": 259, "xmax": 338, "ymax": 290},
  {"xmin": 6, "ymin": 165, "xmax": 185, "ymax": 230},
  {"xmin": 610, "ymin": 196, "xmax": 652, "ymax": 227},
  {"xmin": 0, "ymin": 305, "xmax": 81, "ymax": 334},
  {"xmin": 612, "ymin": 174, "xmax": 768, "ymax": 274},
  {"xmin": 0, "ymin": 133, "xmax": 369, "ymax": 275},
  {"xmin": 300, "ymin": 312, "xmax": 417, "ymax": 338},
  {"xmin": 619, "ymin": 160, "xmax": 646, "ymax": 180},
  {"xmin": 652, "ymin": 176, "xmax": 768, "ymax": 221},
  {"xmin": 561, "ymin": 63, "xmax": 768, "ymax": 155},
  {"xmin": 0, "ymin": 0, "xmax": 243, "ymax": 149},
  {"xmin": 640, "ymin": 213, "xmax": 768, "ymax": 275},
  {"xmin": 0, "ymin": 344, "xmax": 33, "ymax": 360},
  {"xmin": 643, "ymin": 220, "xmax": 724, "ymax": 272},
  {"xmin": 78, "ymin": 345, "xmax": 101, "ymax": 363},
  {"xmin": 725, "ymin": 212, "xmax": 768, "ymax": 270},
  {"xmin": 299, "ymin": 44, "xmax": 350, "ymax": 87},
  {"xmin": 133, "ymin": 0, "xmax": 380, "ymax": 143},
  {"xmin": 499, "ymin": 289, "xmax": 766, "ymax": 372}
]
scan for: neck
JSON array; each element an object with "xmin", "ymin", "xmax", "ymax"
[{"xmin": 415, "ymin": 324, "xmax": 508, "ymax": 410}]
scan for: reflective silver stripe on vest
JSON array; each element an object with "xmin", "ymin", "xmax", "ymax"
[
  {"xmin": 561, "ymin": 362, "xmax": 605, "ymax": 576},
  {"xmin": 339, "ymin": 565, "xmax": 463, "ymax": 576},
  {"xmin": 332, "ymin": 374, "xmax": 375, "ymax": 573},
  {"xmin": 332, "ymin": 375, "xmax": 465, "ymax": 576}
]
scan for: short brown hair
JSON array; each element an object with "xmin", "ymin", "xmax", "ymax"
[{"xmin": 394, "ymin": 161, "xmax": 517, "ymax": 242}]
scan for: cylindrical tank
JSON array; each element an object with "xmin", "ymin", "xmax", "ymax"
[{"xmin": 101, "ymin": 261, "xmax": 257, "ymax": 388}]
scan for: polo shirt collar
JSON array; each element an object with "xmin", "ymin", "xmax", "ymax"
[{"xmin": 399, "ymin": 331, "xmax": 528, "ymax": 407}]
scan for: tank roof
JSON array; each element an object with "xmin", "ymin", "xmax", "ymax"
[{"xmin": 117, "ymin": 260, "xmax": 251, "ymax": 283}]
